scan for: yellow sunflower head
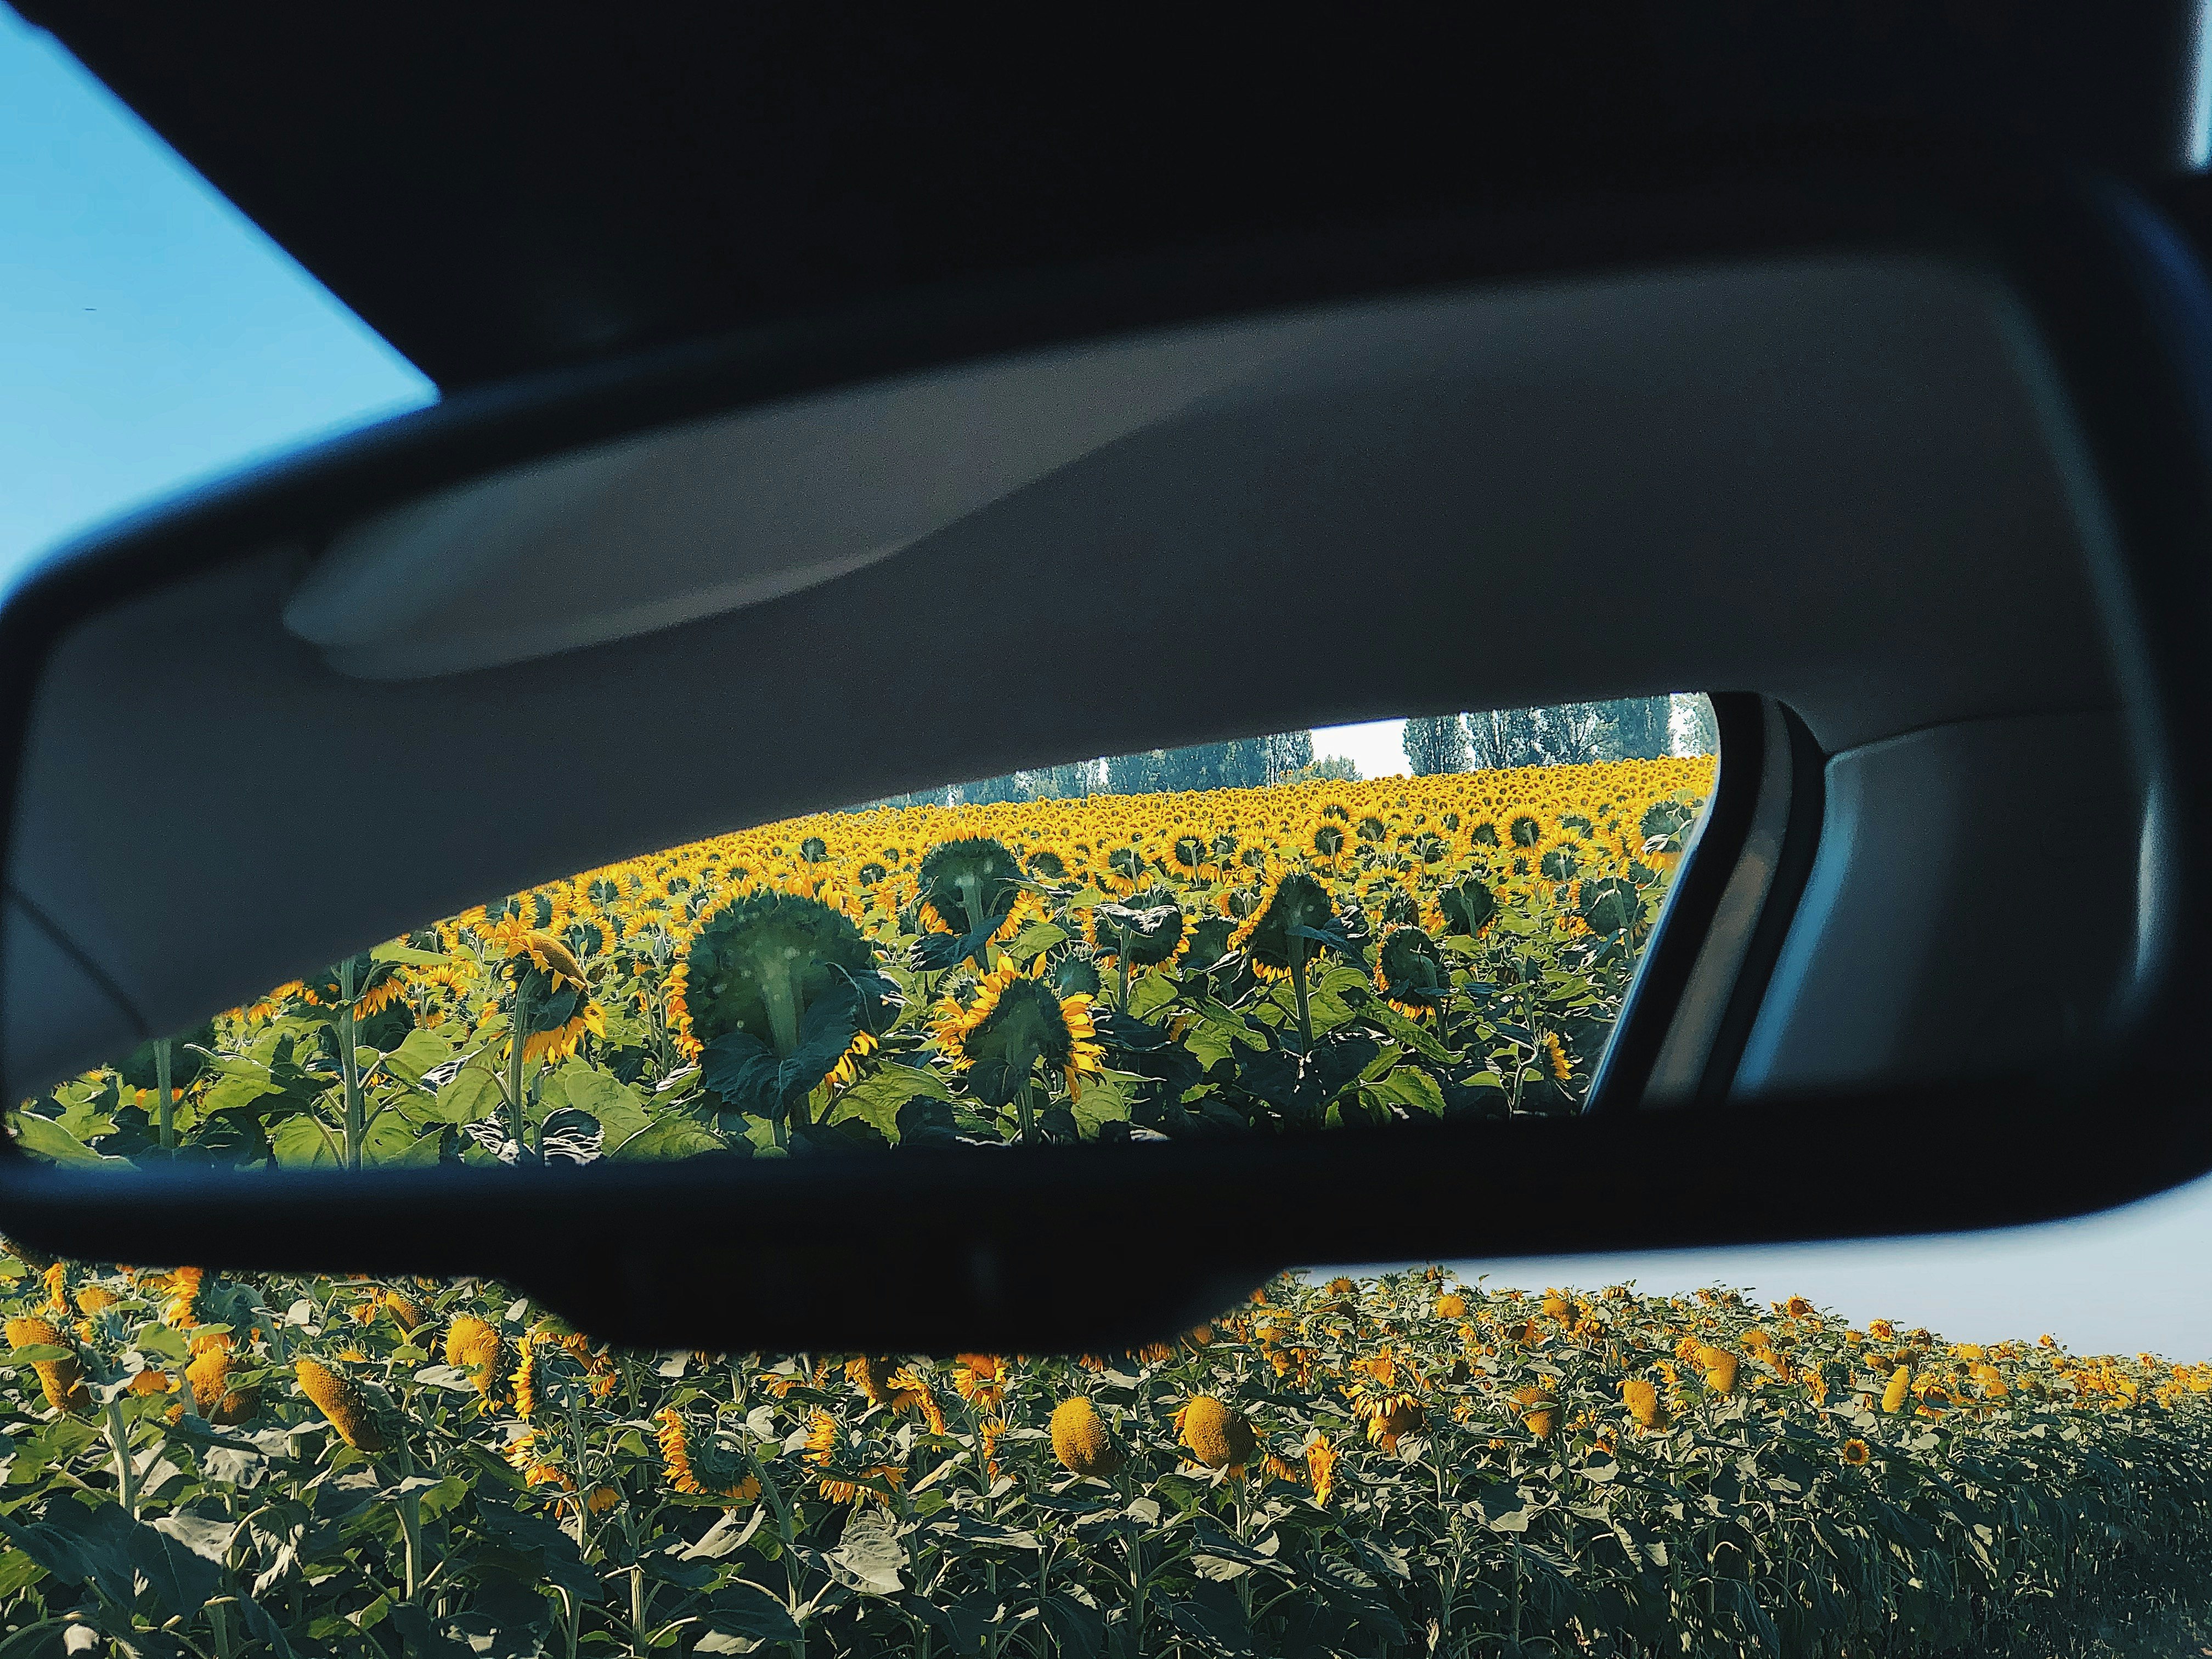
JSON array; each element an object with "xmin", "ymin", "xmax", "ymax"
[{"xmin": 932, "ymin": 962, "xmax": 1103, "ymax": 1106}]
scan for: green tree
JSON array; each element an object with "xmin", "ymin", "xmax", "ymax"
[{"xmin": 1403, "ymin": 714, "xmax": 1471, "ymax": 775}]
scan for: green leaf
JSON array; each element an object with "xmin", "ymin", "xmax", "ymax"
[
  {"xmin": 610, "ymin": 1116, "xmax": 728, "ymax": 1161},
  {"xmin": 828, "ymin": 1065, "xmax": 947, "ymax": 1142},
  {"xmin": 1007, "ymin": 922, "xmax": 1069, "ymax": 963},
  {"xmin": 1128, "ymin": 974, "xmax": 1181, "ymax": 1020},
  {"xmin": 830, "ymin": 1508, "xmax": 906, "ymax": 1595},
  {"xmin": 9, "ymin": 1111, "xmax": 130, "ymax": 1168},
  {"xmin": 1362, "ymin": 999, "xmax": 1454, "ymax": 1064},
  {"xmin": 1069, "ymin": 1073, "xmax": 1135, "ymax": 1137},
  {"xmin": 269, "ymin": 1111, "xmax": 346, "ymax": 1168},
  {"xmin": 382, "ymin": 1028, "xmax": 457, "ymax": 1088},
  {"xmin": 551, "ymin": 1062, "xmax": 652, "ymax": 1147},
  {"xmin": 370, "ymin": 943, "xmax": 459, "ymax": 967},
  {"xmin": 432, "ymin": 1061, "xmax": 503, "ymax": 1125},
  {"xmin": 1367, "ymin": 1067, "xmax": 1447, "ymax": 1120}
]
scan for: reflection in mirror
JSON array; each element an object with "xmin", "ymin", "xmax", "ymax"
[{"xmin": 10, "ymin": 701, "xmax": 1715, "ymax": 1169}]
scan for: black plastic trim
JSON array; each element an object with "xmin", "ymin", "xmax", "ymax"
[
  {"xmin": 1583, "ymin": 692, "xmax": 1768, "ymax": 1114},
  {"xmin": 1695, "ymin": 703, "xmax": 1829, "ymax": 1102}
]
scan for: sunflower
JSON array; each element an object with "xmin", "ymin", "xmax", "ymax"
[
  {"xmin": 1166, "ymin": 833, "xmax": 1211, "ymax": 880},
  {"xmin": 444, "ymin": 1316, "xmax": 505, "ymax": 1400},
  {"xmin": 1175, "ymin": 1396, "xmax": 1256, "ymax": 1473},
  {"xmin": 655, "ymin": 1409, "xmax": 762, "ymax": 1503},
  {"xmin": 1435, "ymin": 1292, "xmax": 1469, "ymax": 1320},
  {"xmin": 5, "ymin": 1314, "xmax": 88, "ymax": 1413},
  {"xmin": 1882, "ymin": 1366, "xmax": 1914, "ymax": 1414},
  {"xmin": 296, "ymin": 1358, "xmax": 385, "ymax": 1452},
  {"xmin": 1305, "ymin": 1433, "xmax": 1339, "ymax": 1504},
  {"xmin": 1541, "ymin": 1032, "xmax": 1573, "ymax": 1082},
  {"xmin": 1346, "ymin": 1352, "xmax": 1425, "ymax": 1448},
  {"xmin": 1304, "ymin": 820, "xmax": 1350, "ymax": 867},
  {"xmin": 1697, "ymin": 1346, "xmax": 1740, "ymax": 1396},
  {"xmin": 670, "ymin": 888, "xmax": 882, "ymax": 1103},
  {"xmin": 1049, "ymin": 1396, "xmax": 1123, "ymax": 1477},
  {"xmin": 1513, "ymin": 1385, "xmax": 1559, "ymax": 1440},
  {"xmin": 187, "ymin": 1336, "xmax": 258, "ymax": 1425},
  {"xmin": 1374, "ymin": 926, "xmax": 1450, "ymax": 1017},
  {"xmin": 499, "ymin": 928, "xmax": 605, "ymax": 1065},
  {"xmin": 918, "ymin": 837, "xmax": 1031, "ymax": 940},
  {"xmin": 931, "ymin": 960, "xmax": 1103, "ymax": 1114},
  {"xmin": 1621, "ymin": 1378, "xmax": 1668, "ymax": 1431},
  {"xmin": 1228, "ymin": 868, "xmax": 1340, "ymax": 1000},
  {"xmin": 953, "ymin": 1354, "xmax": 1009, "ymax": 1410},
  {"xmin": 1084, "ymin": 894, "xmax": 1189, "ymax": 988},
  {"xmin": 1841, "ymin": 1438, "xmax": 1872, "ymax": 1466}
]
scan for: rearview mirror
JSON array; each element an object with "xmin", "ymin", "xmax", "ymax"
[{"xmin": 3, "ymin": 165, "xmax": 2207, "ymax": 1353}]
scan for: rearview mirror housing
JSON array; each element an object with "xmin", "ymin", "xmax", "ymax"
[{"xmin": 2, "ymin": 160, "xmax": 2205, "ymax": 1352}]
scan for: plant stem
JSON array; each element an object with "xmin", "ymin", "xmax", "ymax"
[
  {"xmin": 337, "ymin": 961, "xmax": 365, "ymax": 1170},
  {"xmin": 1288, "ymin": 937, "xmax": 1313, "ymax": 1049},
  {"xmin": 1016, "ymin": 1080, "xmax": 1036, "ymax": 1145},
  {"xmin": 505, "ymin": 978, "xmax": 532, "ymax": 1157},
  {"xmin": 106, "ymin": 1396, "xmax": 137, "ymax": 1516},
  {"xmin": 1117, "ymin": 923, "xmax": 1132, "ymax": 1012},
  {"xmin": 154, "ymin": 1036, "xmax": 175, "ymax": 1150}
]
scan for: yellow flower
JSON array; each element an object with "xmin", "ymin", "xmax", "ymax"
[
  {"xmin": 1306, "ymin": 1434, "xmax": 1339, "ymax": 1504},
  {"xmin": 445, "ymin": 1316, "xmax": 504, "ymax": 1398},
  {"xmin": 930, "ymin": 961, "xmax": 1104, "ymax": 1089},
  {"xmin": 1882, "ymin": 1366, "xmax": 1913, "ymax": 1414},
  {"xmin": 1841, "ymin": 1438, "xmax": 1872, "ymax": 1466},
  {"xmin": 1513, "ymin": 1385, "xmax": 1558, "ymax": 1440},
  {"xmin": 952, "ymin": 1354, "xmax": 1009, "ymax": 1410},
  {"xmin": 1697, "ymin": 1346, "xmax": 1740, "ymax": 1397},
  {"xmin": 1176, "ymin": 1396, "xmax": 1256, "ymax": 1472},
  {"xmin": 1435, "ymin": 1293, "xmax": 1469, "ymax": 1320},
  {"xmin": 654, "ymin": 1409, "xmax": 762, "ymax": 1504},
  {"xmin": 1621, "ymin": 1378, "xmax": 1667, "ymax": 1431},
  {"xmin": 512, "ymin": 1336, "xmax": 539, "ymax": 1417},
  {"xmin": 187, "ymin": 1338, "xmax": 258, "ymax": 1426},
  {"xmin": 5, "ymin": 1314, "xmax": 88, "ymax": 1413},
  {"xmin": 847, "ymin": 1355, "xmax": 900, "ymax": 1407},
  {"xmin": 1050, "ymin": 1397, "xmax": 1123, "ymax": 1477},
  {"xmin": 296, "ymin": 1358, "xmax": 385, "ymax": 1452}
]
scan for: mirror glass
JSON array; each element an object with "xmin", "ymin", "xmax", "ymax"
[{"xmin": 11, "ymin": 699, "xmax": 1715, "ymax": 1169}]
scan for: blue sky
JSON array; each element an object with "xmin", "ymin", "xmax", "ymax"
[
  {"xmin": 0, "ymin": 7, "xmax": 431, "ymax": 577},
  {"xmin": 9, "ymin": 5, "xmax": 2212, "ymax": 1357}
]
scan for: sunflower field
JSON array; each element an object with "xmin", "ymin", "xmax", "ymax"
[
  {"xmin": 4, "ymin": 1251, "xmax": 2211, "ymax": 1659},
  {"xmin": 10, "ymin": 758, "xmax": 1715, "ymax": 1170}
]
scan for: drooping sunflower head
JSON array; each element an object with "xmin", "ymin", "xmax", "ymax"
[
  {"xmin": 655, "ymin": 1408, "xmax": 763, "ymax": 1504},
  {"xmin": 918, "ymin": 837, "xmax": 1027, "ymax": 934},
  {"xmin": 1375, "ymin": 926, "xmax": 1450, "ymax": 1018},
  {"xmin": 1049, "ymin": 954, "xmax": 1104, "ymax": 999},
  {"xmin": 1228, "ymin": 870, "xmax": 1339, "ymax": 980},
  {"xmin": 932, "ymin": 962, "xmax": 1103, "ymax": 1106},
  {"xmin": 1175, "ymin": 1395, "xmax": 1256, "ymax": 1472},
  {"xmin": 1084, "ymin": 894, "xmax": 1188, "ymax": 972},
  {"xmin": 1050, "ymin": 1396, "xmax": 1124, "ymax": 1478},
  {"xmin": 499, "ymin": 928, "xmax": 602, "ymax": 1064},
  {"xmin": 672, "ymin": 888, "xmax": 881, "ymax": 1064},
  {"xmin": 1504, "ymin": 809, "xmax": 1545, "ymax": 849}
]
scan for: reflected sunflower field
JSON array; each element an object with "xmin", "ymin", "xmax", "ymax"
[
  {"xmin": 4, "ymin": 1252, "xmax": 2211, "ymax": 1658},
  {"xmin": 11, "ymin": 759, "xmax": 1715, "ymax": 1169}
]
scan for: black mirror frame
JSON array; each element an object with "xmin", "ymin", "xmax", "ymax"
[{"xmin": 1, "ymin": 155, "xmax": 2206, "ymax": 1353}]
